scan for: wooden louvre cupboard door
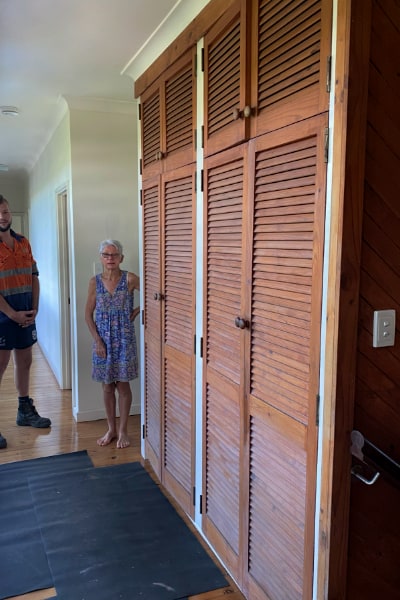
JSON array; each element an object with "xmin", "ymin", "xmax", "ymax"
[
  {"xmin": 245, "ymin": 115, "xmax": 328, "ymax": 600},
  {"xmin": 250, "ymin": 0, "xmax": 332, "ymax": 139},
  {"xmin": 141, "ymin": 81, "xmax": 163, "ymax": 180},
  {"xmin": 203, "ymin": 0, "xmax": 250, "ymax": 158},
  {"xmin": 163, "ymin": 48, "xmax": 196, "ymax": 173},
  {"xmin": 161, "ymin": 164, "xmax": 196, "ymax": 518},
  {"xmin": 142, "ymin": 178, "xmax": 163, "ymax": 478},
  {"xmin": 140, "ymin": 47, "xmax": 195, "ymax": 179},
  {"xmin": 202, "ymin": 143, "xmax": 248, "ymax": 586}
]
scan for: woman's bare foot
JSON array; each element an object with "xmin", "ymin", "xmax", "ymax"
[
  {"xmin": 97, "ymin": 430, "xmax": 117, "ymax": 446},
  {"xmin": 117, "ymin": 433, "xmax": 130, "ymax": 449}
]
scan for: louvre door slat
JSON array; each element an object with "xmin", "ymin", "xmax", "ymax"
[
  {"xmin": 204, "ymin": 0, "xmax": 249, "ymax": 158},
  {"xmin": 245, "ymin": 115, "xmax": 327, "ymax": 600},
  {"xmin": 202, "ymin": 144, "xmax": 246, "ymax": 584},
  {"xmin": 142, "ymin": 179, "xmax": 162, "ymax": 477},
  {"xmin": 162, "ymin": 165, "xmax": 196, "ymax": 516},
  {"xmin": 251, "ymin": 0, "xmax": 332, "ymax": 138}
]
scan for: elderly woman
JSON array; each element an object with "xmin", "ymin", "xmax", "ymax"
[{"xmin": 85, "ymin": 239, "xmax": 140, "ymax": 449}]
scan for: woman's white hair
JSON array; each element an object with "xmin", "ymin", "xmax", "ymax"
[{"xmin": 99, "ymin": 239, "xmax": 123, "ymax": 255}]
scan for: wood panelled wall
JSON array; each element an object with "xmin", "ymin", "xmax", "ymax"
[
  {"xmin": 330, "ymin": 0, "xmax": 400, "ymax": 597},
  {"xmin": 348, "ymin": 0, "xmax": 400, "ymax": 597}
]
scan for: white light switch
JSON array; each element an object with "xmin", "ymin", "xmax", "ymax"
[
  {"xmin": 93, "ymin": 261, "xmax": 102, "ymax": 275},
  {"xmin": 373, "ymin": 309, "xmax": 396, "ymax": 347}
]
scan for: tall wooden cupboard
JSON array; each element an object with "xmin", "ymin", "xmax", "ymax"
[{"xmin": 136, "ymin": 1, "xmax": 332, "ymax": 598}]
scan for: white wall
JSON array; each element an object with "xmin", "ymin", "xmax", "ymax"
[
  {"xmin": 68, "ymin": 101, "xmax": 140, "ymax": 421},
  {"xmin": 0, "ymin": 172, "xmax": 28, "ymax": 211},
  {"xmin": 29, "ymin": 112, "xmax": 72, "ymax": 385},
  {"xmin": 28, "ymin": 100, "xmax": 140, "ymax": 421}
]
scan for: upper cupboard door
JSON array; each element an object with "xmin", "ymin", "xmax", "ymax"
[
  {"xmin": 141, "ymin": 80, "xmax": 163, "ymax": 179},
  {"xmin": 164, "ymin": 48, "xmax": 197, "ymax": 172},
  {"xmin": 204, "ymin": 0, "xmax": 250, "ymax": 158},
  {"xmin": 251, "ymin": 0, "xmax": 333, "ymax": 137},
  {"xmin": 141, "ymin": 48, "xmax": 196, "ymax": 179}
]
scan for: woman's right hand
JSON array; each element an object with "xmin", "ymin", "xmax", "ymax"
[{"xmin": 95, "ymin": 338, "xmax": 106, "ymax": 358}]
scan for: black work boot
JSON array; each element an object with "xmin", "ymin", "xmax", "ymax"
[
  {"xmin": 16, "ymin": 398, "xmax": 51, "ymax": 428},
  {"xmin": 0, "ymin": 433, "xmax": 7, "ymax": 448}
]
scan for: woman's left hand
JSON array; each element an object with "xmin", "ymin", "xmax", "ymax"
[{"xmin": 130, "ymin": 306, "xmax": 140, "ymax": 321}]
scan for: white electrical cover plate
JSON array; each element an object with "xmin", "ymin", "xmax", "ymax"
[{"xmin": 373, "ymin": 309, "xmax": 396, "ymax": 348}]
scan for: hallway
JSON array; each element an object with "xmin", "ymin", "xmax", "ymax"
[{"xmin": 0, "ymin": 344, "xmax": 141, "ymax": 468}]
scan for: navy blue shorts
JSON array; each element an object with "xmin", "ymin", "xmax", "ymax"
[{"xmin": 0, "ymin": 319, "xmax": 37, "ymax": 350}]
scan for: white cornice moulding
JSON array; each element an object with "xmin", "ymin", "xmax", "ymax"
[
  {"xmin": 63, "ymin": 96, "xmax": 137, "ymax": 115},
  {"xmin": 28, "ymin": 96, "xmax": 69, "ymax": 174},
  {"xmin": 122, "ymin": 0, "xmax": 212, "ymax": 83}
]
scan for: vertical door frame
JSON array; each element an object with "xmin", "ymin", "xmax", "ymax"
[
  {"xmin": 56, "ymin": 185, "xmax": 72, "ymax": 390},
  {"xmin": 137, "ymin": 108, "xmax": 145, "ymax": 458},
  {"xmin": 12, "ymin": 212, "xmax": 29, "ymax": 237},
  {"xmin": 194, "ymin": 36, "xmax": 205, "ymax": 528}
]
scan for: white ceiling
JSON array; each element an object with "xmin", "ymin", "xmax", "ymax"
[{"xmin": 0, "ymin": 0, "xmax": 179, "ymax": 175}]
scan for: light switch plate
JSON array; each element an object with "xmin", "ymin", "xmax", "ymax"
[
  {"xmin": 93, "ymin": 261, "xmax": 102, "ymax": 275},
  {"xmin": 373, "ymin": 309, "xmax": 396, "ymax": 347}
]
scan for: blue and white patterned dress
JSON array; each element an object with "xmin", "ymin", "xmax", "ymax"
[{"xmin": 92, "ymin": 271, "xmax": 138, "ymax": 383}]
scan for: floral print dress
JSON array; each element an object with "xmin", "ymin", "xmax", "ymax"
[{"xmin": 92, "ymin": 271, "xmax": 138, "ymax": 383}]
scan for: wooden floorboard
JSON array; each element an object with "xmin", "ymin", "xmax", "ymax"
[{"xmin": 0, "ymin": 344, "xmax": 244, "ymax": 600}]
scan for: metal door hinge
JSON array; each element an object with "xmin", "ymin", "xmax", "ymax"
[
  {"xmin": 326, "ymin": 56, "xmax": 332, "ymax": 93},
  {"xmin": 193, "ymin": 486, "xmax": 196, "ymax": 505},
  {"xmin": 200, "ymin": 337, "xmax": 203, "ymax": 358},
  {"xmin": 195, "ymin": 170, "xmax": 204, "ymax": 192},
  {"xmin": 194, "ymin": 125, "xmax": 204, "ymax": 150},
  {"xmin": 324, "ymin": 128, "xmax": 329, "ymax": 163},
  {"xmin": 201, "ymin": 47, "xmax": 204, "ymax": 72},
  {"xmin": 141, "ymin": 309, "xmax": 144, "ymax": 326},
  {"xmin": 316, "ymin": 393, "xmax": 320, "ymax": 426},
  {"xmin": 199, "ymin": 494, "xmax": 203, "ymax": 514},
  {"xmin": 142, "ymin": 424, "xmax": 146, "ymax": 439},
  {"xmin": 138, "ymin": 103, "xmax": 142, "ymax": 120},
  {"xmin": 140, "ymin": 189, "xmax": 143, "ymax": 206},
  {"xmin": 194, "ymin": 334, "xmax": 196, "ymax": 355}
]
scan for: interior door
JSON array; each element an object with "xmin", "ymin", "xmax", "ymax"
[
  {"xmin": 57, "ymin": 190, "xmax": 72, "ymax": 390},
  {"xmin": 202, "ymin": 143, "xmax": 247, "ymax": 585},
  {"xmin": 202, "ymin": 115, "xmax": 328, "ymax": 599},
  {"xmin": 161, "ymin": 164, "xmax": 196, "ymax": 517},
  {"xmin": 142, "ymin": 177, "xmax": 162, "ymax": 478},
  {"xmin": 245, "ymin": 115, "xmax": 328, "ymax": 600}
]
